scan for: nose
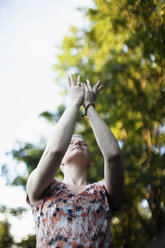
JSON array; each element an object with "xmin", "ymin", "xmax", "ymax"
[{"xmin": 74, "ymin": 140, "xmax": 81, "ymax": 145}]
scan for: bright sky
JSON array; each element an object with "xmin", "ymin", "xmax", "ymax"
[{"xmin": 0, "ymin": 0, "xmax": 94, "ymax": 242}]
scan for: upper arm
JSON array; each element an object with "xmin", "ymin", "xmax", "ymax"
[
  {"xmin": 104, "ymin": 154, "xmax": 124, "ymax": 211},
  {"xmin": 26, "ymin": 168, "xmax": 41, "ymax": 203},
  {"xmin": 26, "ymin": 149, "xmax": 63, "ymax": 203}
]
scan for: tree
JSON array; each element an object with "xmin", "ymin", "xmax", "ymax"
[
  {"xmin": 52, "ymin": 0, "xmax": 165, "ymax": 246},
  {"xmin": 0, "ymin": 205, "xmax": 35, "ymax": 247},
  {"xmin": 16, "ymin": 234, "xmax": 36, "ymax": 248},
  {"xmin": 3, "ymin": 0, "xmax": 165, "ymax": 247},
  {"xmin": 0, "ymin": 219, "xmax": 13, "ymax": 248}
]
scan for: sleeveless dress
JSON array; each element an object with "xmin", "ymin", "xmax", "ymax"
[{"xmin": 27, "ymin": 178, "xmax": 114, "ymax": 248}]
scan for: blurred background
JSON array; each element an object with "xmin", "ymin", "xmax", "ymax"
[{"xmin": 0, "ymin": 0, "xmax": 165, "ymax": 247}]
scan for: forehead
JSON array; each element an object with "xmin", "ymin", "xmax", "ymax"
[{"xmin": 71, "ymin": 135, "xmax": 86, "ymax": 143}]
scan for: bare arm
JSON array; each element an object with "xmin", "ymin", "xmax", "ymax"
[
  {"xmin": 83, "ymin": 79, "xmax": 124, "ymax": 211},
  {"xmin": 26, "ymin": 74, "xmax": 84, "ymax": 203}
]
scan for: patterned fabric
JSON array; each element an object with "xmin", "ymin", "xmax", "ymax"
[{"xmin": 27, "ymin": 178, "xmax": 114, "ymax": 248}]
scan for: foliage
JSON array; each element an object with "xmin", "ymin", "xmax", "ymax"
[
  {"xmin": 52, "ymin": 0, "xmax": 165, "ymax": 246},
  {"xmin": 2, "ymin": 0, "xmax": 165, "ymax": 247},
  {"xmin": 39, "ymin": 104, "xmax": 66, "ymax": 123},
  {"xmin": 0, "ymin": 205, "xmax": 26, "ymax": 217},
  {"xmin": 16, "ymin": 234, "xmax": 36, "ymax": 248},
  {"xmin": 0, "ymin": 206, "xmax": 35, "ymax": 248},
  {"xmin": 0, "ymin": 219, "xmax": 13, "ymax": 248}
]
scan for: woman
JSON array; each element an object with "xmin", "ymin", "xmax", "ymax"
[{"xmin": 26, "ymin": 74, "xmax": 124, "ymax": 247}]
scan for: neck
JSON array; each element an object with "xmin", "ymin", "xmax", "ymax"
[{"xmin": 62, "ymin": 164, "xmax": 88, "ymax": 186}]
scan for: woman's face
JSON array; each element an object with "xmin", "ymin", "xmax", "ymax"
[{"xmin": 61, "ymin": 135, "xmax": 91, "ymax": 167}]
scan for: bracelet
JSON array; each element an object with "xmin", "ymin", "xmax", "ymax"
[{"xmin": 81, "ymin": 103, "xmax": 95, "ymax": 117}]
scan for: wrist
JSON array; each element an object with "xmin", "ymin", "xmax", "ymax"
[
  {"xmin": 81, "ymin": 103, "xmax": 95, "ymax": 117},
  {"xmin": 83, "ymin": 101, "xmax": 94, "ymax": 109},
  {"xmin": 69, "ymin": 99, "xmax": 82, "ymax": 108}
]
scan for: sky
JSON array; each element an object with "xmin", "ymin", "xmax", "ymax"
[{"xmin": 0, "ymin": 0, "xmax": 94, "ymax": 241}]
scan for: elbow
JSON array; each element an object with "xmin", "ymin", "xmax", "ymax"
[{"xmin": 105, "ymin": 152, "xmax": 122, "ymax": 162}]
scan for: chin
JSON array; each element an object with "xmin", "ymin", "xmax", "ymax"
[{"xmin": 66, "ymin": 153, "xmax": 89, "ymax": 164}]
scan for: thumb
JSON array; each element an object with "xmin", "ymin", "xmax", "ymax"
[{"xmin": 96, "ymin": 85, "xmax": 104, "ymax": 95}]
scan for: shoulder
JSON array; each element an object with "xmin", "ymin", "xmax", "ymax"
[
  {"xmin": 95, "ymin": 179, "xmax": 105, "ymax": 187},
  {"xmin": 26, "ymin": 177, "xmax": 60, "ymax": 206}
]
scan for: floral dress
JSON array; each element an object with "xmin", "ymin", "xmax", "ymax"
[{"xmin": 27, "ymin": 178, "xmax": 114, "ymax": 248}]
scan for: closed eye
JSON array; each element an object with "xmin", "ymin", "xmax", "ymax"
[
  {"xmin": 69, "ymin": 140, "xmax": 88, "ymax": 147},
  {"xmin": 82, "ymin": 143, "xmax": 88, "ymax": 146}
]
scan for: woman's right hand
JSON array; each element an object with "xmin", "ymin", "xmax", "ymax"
[{"xmin": 67, "ymin": 74, "xmax": 85, "ymax": 106}]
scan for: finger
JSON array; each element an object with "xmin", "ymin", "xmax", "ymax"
[
  {"xmin": 93, "ymin": 80, "xmax": 102, "ymax": 90},
  {"xmin": 67, "ymin": 75, "xmax": 71, "ymax": 87},
  {"xmin": 77, "ymin": 75, "xmax": 81, "ymax": 85},
  {"xmin": 86, "ymin": 79, "xmax": 92, "ymax": 90},
  {"xmin": 70, "ymin": 73, "xmax": 76, "ymax": 85},
  {"xmin": 80, "ymin": 81, "xmax": 83, "ymax": 86},
  {"xmin": 82, "ymin": 83, "xmax": 87, "ymax": 90},
  {"xmin": 81, "ymin": 82, "xmax": 85, "ymax": 88},
  {"xmin": 96, "ymin": 85, "xmax": 104, "ymax": 95},
  {"xmin": 81, "ymin": 82, "xmax": 85, "ymax": 87}
]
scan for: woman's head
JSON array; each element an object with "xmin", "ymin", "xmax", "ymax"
[{"xmin": 60, "ymin": 134, "xmax": 91, "ymax": 173}]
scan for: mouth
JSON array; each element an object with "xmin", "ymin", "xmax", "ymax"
[{"xmin": 72, "ymin": 146, "xmax": 83, "ymax": 151}]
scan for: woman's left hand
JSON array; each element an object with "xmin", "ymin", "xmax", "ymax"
[{"xmin": 82, "ymin": 79, "xmax": 103, "ymax": 108}]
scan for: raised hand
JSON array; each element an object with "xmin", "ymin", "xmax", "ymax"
[
  {"xmin": 67, "ymin": 74, "xmax": 85, "ymax": 106},
  {"xmin": 83, "ymin": 79, "xmax": 103, "ymax": 108}
]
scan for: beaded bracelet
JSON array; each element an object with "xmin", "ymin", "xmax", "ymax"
[{"xmin": 81, "ymin": 103, "xmax": 95, "ymax": 117}]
